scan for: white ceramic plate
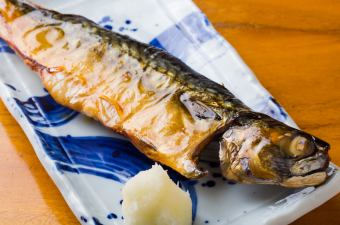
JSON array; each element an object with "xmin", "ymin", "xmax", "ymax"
[{"xmin": 0, "ymin": 0, "xmax": 339, "ymax": 224}]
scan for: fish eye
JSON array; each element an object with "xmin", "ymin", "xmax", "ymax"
[
  {"xmin": 288, "ymin": 135, "xmax": 314, "ymax": 158},
  {"xmin": 278, "ymin": 133, "xmax": 314, "ymax": 158}
]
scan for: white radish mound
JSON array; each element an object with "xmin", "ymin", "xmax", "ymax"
[{"xmin": 122, "ymin": 164, "xmax": 192, "ymax": 225}]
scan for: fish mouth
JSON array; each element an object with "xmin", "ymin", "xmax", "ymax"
[{"xmin": 289, "ymin": 152, "xmax": 329, "ymax": 176}]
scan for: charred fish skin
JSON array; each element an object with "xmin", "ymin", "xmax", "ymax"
[{"xmin": 0, "ymin": 0, "xmax": 330, "ymax": 187}]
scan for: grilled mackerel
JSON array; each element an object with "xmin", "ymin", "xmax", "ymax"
[{"xmin": 0, "ymin": 0, "xmax": 330, "ymax": 187}]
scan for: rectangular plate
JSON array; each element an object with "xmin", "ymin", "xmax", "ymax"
[{"xmin": 0, "ymin": 0, "xmax": 339, "ymax": 224}]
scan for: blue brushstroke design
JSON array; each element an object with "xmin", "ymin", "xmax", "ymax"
[
  {"xmin": 92, "ymin": 217, "xmax": 103, "ymax": 225},
  {"xmin": 80, "ymin": 216, "xmax": 88, "ymax": 223},
  {"xmin": 149, "ymin": 12, "xmax": 217, "ymax": 61},
  {"xmin": 5, "ymin": 83, "xmax": 17, "ymax": 91},
  {"xmin": 35, "ymin": 129, "xmax": 198, "ymax": 219},
  {"xmin": 255, "ymin": 97, "xmax": 288, "ymax": 122},
  {"xmin": 14, "ymin": 95, "xmax": 78, "ymax": 127},
  {"xmin": 98, "ymin": 16, "xmax": 137, "ymax": 33},
  {"xmin": 107, "ymin": 213, "xmax": 118, "ymax": 219},
  {"xmin": 269, "ymin": 97, "xmax": 288, "ymax": 119},
  {"xmin": 104, "ymin": 25, "xmax": 113, "ymax": 30},
  {"xmin": 98, "ymin": 16, "xmax": 113, "ymax": 24},
  {"xmin": 0, "ymin": 38, "xmax": 15, "ymax": 54},
  {"xmin": 149, "ymin": 38, "xmax": 165, "ymax": 50},
  {"xmin": 36, "ymin": 130, "xmax": 152, "ymax": 181}
]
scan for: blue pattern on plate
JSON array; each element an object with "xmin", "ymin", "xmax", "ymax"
[
  {"xmin": 149, "ymin": 38, "xmax": 166, "ymax": 50},
  {"xmin": 98, "ymin": 16, "xmax": 138, "ymax": 33},
  {"xmin": 5, "ymin": 83, "xmax": 17, "ymax": 91},
  {"xmin": 149, "ymin": 12, "xmax": 217, "ymax": 61},
  {"xmin": 269, "ymin": 97, "xmax": 288, "ymax": 119},
  {"xmin": 14, "ymin": 95, "xmax": 78, "ymax": 127},
  {"xmin": 35, "ymin": 129, "xmax": 198, "ymax": 218},
  {"xmin": 36, "ymin": 129, "xmax": 151, "ymax": 182},
  {"xmin": 93, "ymin": 217, "xmax": 104, "ymax": 225},
  {"xmin": 107, "ymin": 213, "xmax": 118, "ymax": 219},
  {"xmin": 0, "ymin": 38, "xmax": 14, "ymax": 54},
  {"xmin": 254, "ymin": 97, "xmax": 288, "ymax": 122},
  {"xmin": 80, "ymin": 216, "xmax": 88, "ymax": 223}
]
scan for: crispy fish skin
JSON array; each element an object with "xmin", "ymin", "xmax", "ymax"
[{"xmin": 0, "ymin": 0, "xmax": 330, "ymax": 187}]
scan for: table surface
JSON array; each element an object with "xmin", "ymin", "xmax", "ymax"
[{"xmin": 1, "ymin": 0, "xmax": 339, "ymax": 224}]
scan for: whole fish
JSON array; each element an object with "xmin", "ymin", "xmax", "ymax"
[{"xmin": 0, "ymin": 0, "xmax": 330, "ymax": 187}]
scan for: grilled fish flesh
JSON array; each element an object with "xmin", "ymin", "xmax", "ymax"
[{"xmin": 0, "ymin": 0, "xmax": 330, "ymax": 187}]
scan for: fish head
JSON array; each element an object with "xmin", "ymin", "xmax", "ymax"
[{"xmin": 219, "ymin": 113, "xmax": 330, "ymax": 188}]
